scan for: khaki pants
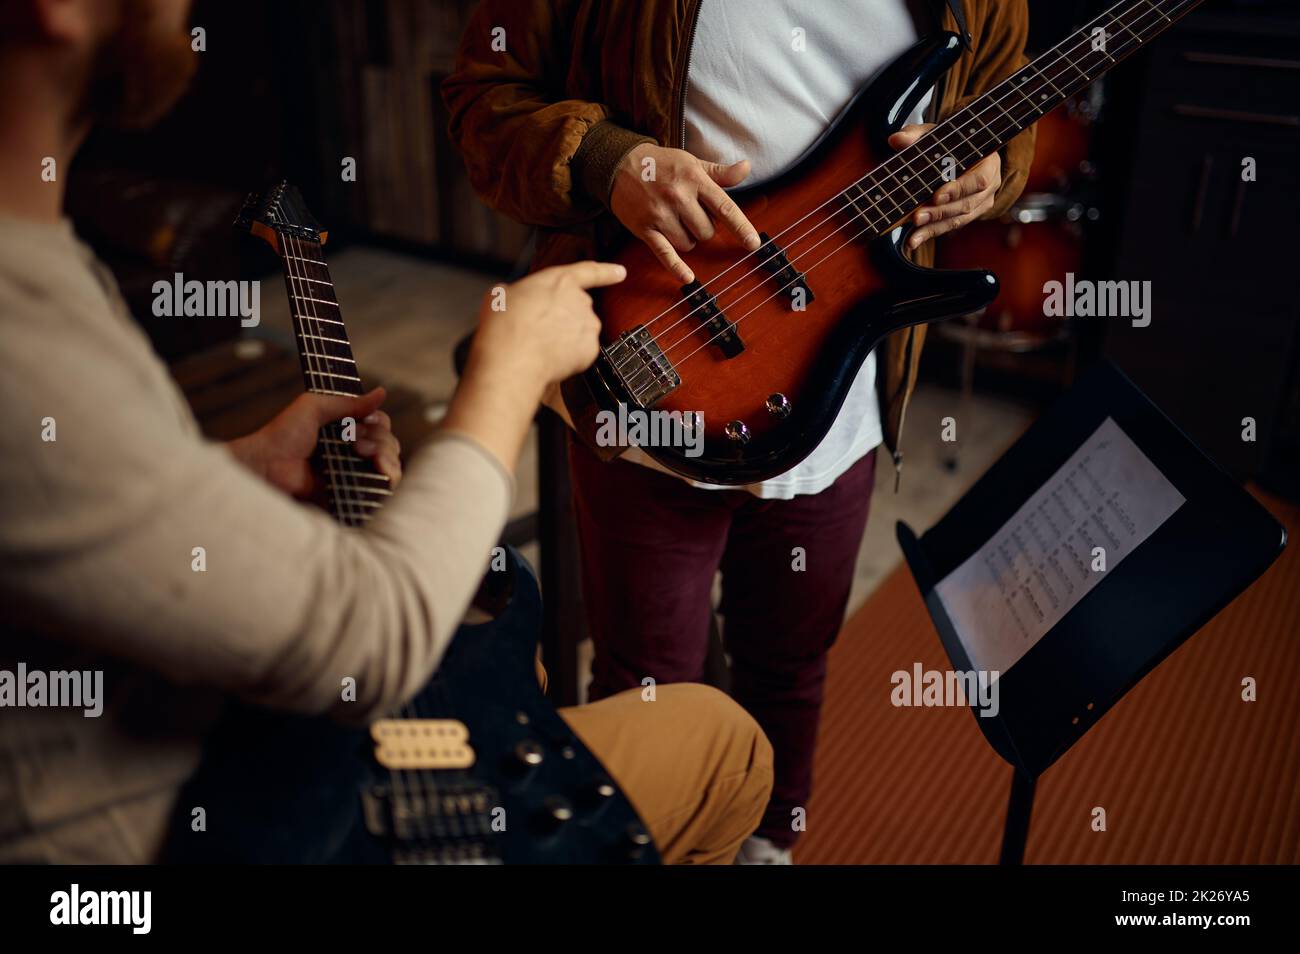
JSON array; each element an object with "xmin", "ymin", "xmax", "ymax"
[{"xmin": 543, "ymin": 664, "xmax": 773, "ymax": 864}]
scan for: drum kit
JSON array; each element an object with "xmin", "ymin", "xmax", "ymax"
[
  {"xmin": 935, "ymin": 84, "xmax": 1103, "ymax": 351},
  {"xmin": 933, "ymin": 83, "xmax": 1104, "ymax": 469}
]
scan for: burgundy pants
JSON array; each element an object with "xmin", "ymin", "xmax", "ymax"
[{"xmin": 569, "ymin": 439, "xmax": 877, "ymax": 848}]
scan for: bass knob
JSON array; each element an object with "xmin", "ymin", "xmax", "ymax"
[
  {"xmin": 765, "ymin": 393, "xmax": 791, "ymax": 419},
  {"xmin": 534, "ymin": 795, "xmax": 574, "ymax": 834},
  {"xmin": 724, "ymin": 420, "xmax": 750, "ymax": 445},
  {"xmin": 578, "ymin": 774, "xmax": 618, "ymax": 812},
  {"xmin": 508, "ymin": 739, "xmax": 544, "ymax": 775},
  {"xmin": 623, "ymin": 822, "xmax": 654, "ymax": 861}
]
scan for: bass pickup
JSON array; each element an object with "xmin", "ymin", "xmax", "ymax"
[
  {"xmin": 757, "ymin": 232, "xmax": 815, "ymax": 309},
  {"xmin": 681, "ymin": 280, "xmax": 745, "ymax": 358}
]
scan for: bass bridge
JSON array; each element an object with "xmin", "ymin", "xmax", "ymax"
[{"xmin": 603, "ymin": 324, "xmax": 681, "ymax": 407}]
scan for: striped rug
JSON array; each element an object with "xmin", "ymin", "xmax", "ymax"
[{"xmin": 794, "ymin": 490, "xmax": 1298, "ymax": 864}]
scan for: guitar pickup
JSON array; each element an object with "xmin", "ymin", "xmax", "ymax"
[
  {"xmin": 681, "ymin": 280, "xmax": 745, "ymax": 358},
  {"xmin": 757, "ymin": 232, "xmax": 815, "ymax": 309}
]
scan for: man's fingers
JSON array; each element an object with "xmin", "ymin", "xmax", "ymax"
[
  {"xmin": 910, "ymin": 210, "xmax": 980, "ymax": 249},
  {"xmin": 887, "ymin": 122, "xmax": 935, "ymax": 151},
  {"xmin": 309, "ymin": 386, "xmax": 386, "ymax": 427},
  {"xmin": 643, "ymin": 229, "xmax": 695, "ymax": 284},
  {"xmin": 678, "ymin": 198, "xmax": 716, "ymax": 244},
  {"xmin": 377, "ymin": 452, "xmax": 403, "ymax": 487},
  {"xmin": 699, "ymin": 179, "xmax": 761, "ymax": 250},
  {"xmin": 558, "ymin": 260, "xmax": 628, "ymax": 290},
  {"xmin": 700, "ymin": 158, "xmax": 751, "ymax": 188}
]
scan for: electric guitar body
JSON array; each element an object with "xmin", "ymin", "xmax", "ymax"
[
  {"xmin": 567, "ymin": 33, "xmax": 988, "ymax": 485},
  {"xmin": 564, "ymin": 0, "xmax": 1205, "ymax": 484}
]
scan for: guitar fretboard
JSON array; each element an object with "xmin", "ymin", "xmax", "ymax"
[
  {"xmin": 843, "ymin": 0, "xmax": 1204, "ymax": 234},
  {"xmin": 277, "ymin": 234, "xmax": 391, "ymax": 527}
]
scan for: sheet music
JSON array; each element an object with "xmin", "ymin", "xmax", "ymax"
[{"xmin": 934, "ymin": 417, "xmax": 1185, "ymax": 680}]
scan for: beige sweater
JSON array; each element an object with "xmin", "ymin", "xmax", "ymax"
[{"xmin": 0, "ymin": 217, "xmax": 513, "ymax": 862}]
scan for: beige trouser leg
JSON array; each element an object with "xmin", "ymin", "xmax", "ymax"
[{"xmin": 559, "ymin": 683, "xmax": 774, "ymax": 865}]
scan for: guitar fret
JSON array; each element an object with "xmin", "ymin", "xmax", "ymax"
[
  {"xmin": 302, "ymin": 351, "xmax": 357, "ymax": 365},
  {"xmin": 294, "ymin": 314, "xmax": 346, "ymax": 326},
  {"xmin": 325, "ymin": 485, "xmax": 392, "ymax": 499},
  {"xmin": 299, "ymin": 332, "xmax": 352, "ymax": 346},
  {"xmin": 303, "ymin": 370, "xmax": 362, "ymax": 382},
  {"xmin": 1139, "ymin": 0, "xmax": 1171, "ymax": 22},
  {"xmin": 319, "ymin": 452, "xmax": 390, "ymax": 475}
]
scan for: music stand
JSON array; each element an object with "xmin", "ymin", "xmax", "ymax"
[{"xmin": 897, "ymin": 360, "xmax": 1286, "ymax": 864}]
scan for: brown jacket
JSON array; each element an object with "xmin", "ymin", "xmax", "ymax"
[{"xmin": 443, "ymin": 0, "xmax": 1035, "ymax": 474}]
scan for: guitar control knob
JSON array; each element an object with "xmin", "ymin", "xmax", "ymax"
[
  {"xmin": 534, "ymin": 795, "xmax": 574, "ymax": 834},
  {"xmin": 578, "ymin": 774, "xmax": 618, "ymax": 811},
  {"xmin": 511, "ymin": 740, "xmax": 544, "ymax": 771},
  {"xmin": 624, "ymin": 822, "xmax": 653, "ymax": 860},
  {"xmin": 724, "ymin": 420, "xmax": 750, "ymax": 444},
  {"xmin": 765, "ymin": 393, "xmax": 791, "ymax": 419}
]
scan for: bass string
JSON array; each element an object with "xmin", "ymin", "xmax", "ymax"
[
  {"xmin": 610, "ymin": 0, "xmax": 1175, "ymax": 386},
  {"xmin": 621, "ymin": 0, "xmax": 1193, "ymax": 401}
]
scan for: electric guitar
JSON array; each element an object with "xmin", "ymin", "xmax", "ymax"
[
  {"xmin": 165, "ymin": 183, "xmax": 658, "ymax": 864},
  {"xmin": 564, "ymin": 0, "xmax": 1206, "ymax": 484}
]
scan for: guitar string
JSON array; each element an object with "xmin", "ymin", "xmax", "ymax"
[
  {"xmin": 622, "ymin": 0, "xmax": 1193, "ymax": 400},
  {"xmin": 643, "ymin": 0, "xmax": 1195, "ymax": 387},
  {"xmin": 607, "ymin": 0, "xmax": 1177, "ymax": 367},
  {"xmin": 610, "ymin": 0, "xmax": 1181, "ymax": 388},
  {"xmin": 283, "ymin": 230, "xmax": 436, "ymax": 851},
  {"xmin": 617, "ymin": 0, "xmax": 1178, "ymax": 391},
  {"xmin": 290, "ymin": 234, "xmax": 487, "ymax": 860}
]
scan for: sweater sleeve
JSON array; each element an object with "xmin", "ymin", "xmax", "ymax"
[
  {"xmin": 0, "ymin": 291, "xmax": 513, "ymax": 723},
  {"xmin": 440, "ymin": 0, "xmax": 652, "ymax": 225},
  {"xmin": 956, "ymin": 0, "xmax": 1037, "ymax": 220}
]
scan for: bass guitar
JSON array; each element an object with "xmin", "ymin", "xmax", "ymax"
[
  {"xmin": 564, "ymin": 0, "xmax": 1206, "ymax": 484},
  {"xmin": 166, "ymin": 182, "xmax": 658, "ymax": 864}
]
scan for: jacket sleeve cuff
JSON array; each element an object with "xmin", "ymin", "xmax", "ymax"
[{"xmin": 571, "ymin": 120, "xmax": 656, "ymax": 207}]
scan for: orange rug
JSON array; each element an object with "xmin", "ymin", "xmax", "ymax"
[{"xmin": 794, "ymin": 490, "xmax": 1299, "ymax": 864}]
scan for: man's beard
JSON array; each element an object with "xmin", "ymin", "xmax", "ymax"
[{"xmin": 85, "ymin": 0, "xmax": 198, "ymax": 130}]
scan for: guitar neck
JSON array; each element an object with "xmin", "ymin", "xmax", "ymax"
[
  {"xmin": 853, "ymin": 0, "xmax": 1205, "ymax": 230},
  {"xmin": 276, "ymin": 235, "xmax": 390, "ymax": 527}
]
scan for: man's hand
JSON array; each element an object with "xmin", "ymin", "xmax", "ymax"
[
  {"xmin": 466, "ymin": 260, "xmax": 626, "ymax": 396},
  {"xmin": 443, "ymin": 261, "xmax": 626, "ymax": 473},
  {"xmin": 228, "ymin": 387, "xmax": 402, "ymax": 499},
  {"xmin": 888, "ymin": 123, "xmax": 1002, "ymax": 251},
  {"xmin": 610, "ymin": 143, "xmax": 762, "ymax": 284}
]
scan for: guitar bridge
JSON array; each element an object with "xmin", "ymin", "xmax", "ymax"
[
  {"xmin": 757, "ymin": 232, "xmax": 814, "ymax": 310},
  {"xmin": 604, "ymin": 324, "xmax": 680, "ymax": 407},
  {"xmin": 362, "ymin": 777, "xmax": 502, "ymax": 864},
  {"xmin": 681, "ymin": 280, "xmax": 745, "ymax": 357}
]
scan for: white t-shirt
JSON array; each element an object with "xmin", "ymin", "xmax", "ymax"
[{"xmin": 623, "ymin": 0, "xmax": 932, "ymax": 499}]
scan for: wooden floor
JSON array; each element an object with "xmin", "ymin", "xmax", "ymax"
[{"xmin": 795, "ymin": 489, "xmax": 1299, "ymax": 864}]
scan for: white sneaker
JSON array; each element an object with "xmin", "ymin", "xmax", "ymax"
[{"xmin": 734, "ymin": 835, "xmax": 793, "ymax": 865}]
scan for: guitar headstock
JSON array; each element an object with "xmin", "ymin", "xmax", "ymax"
[{"xmin": 234, "ymin": 180, "xmax": 328, "ymax": 254}]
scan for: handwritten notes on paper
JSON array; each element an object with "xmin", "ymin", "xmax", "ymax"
[{"xmin": 935, "ymin": 417, "xmax": 1185, "ymax": 680}]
